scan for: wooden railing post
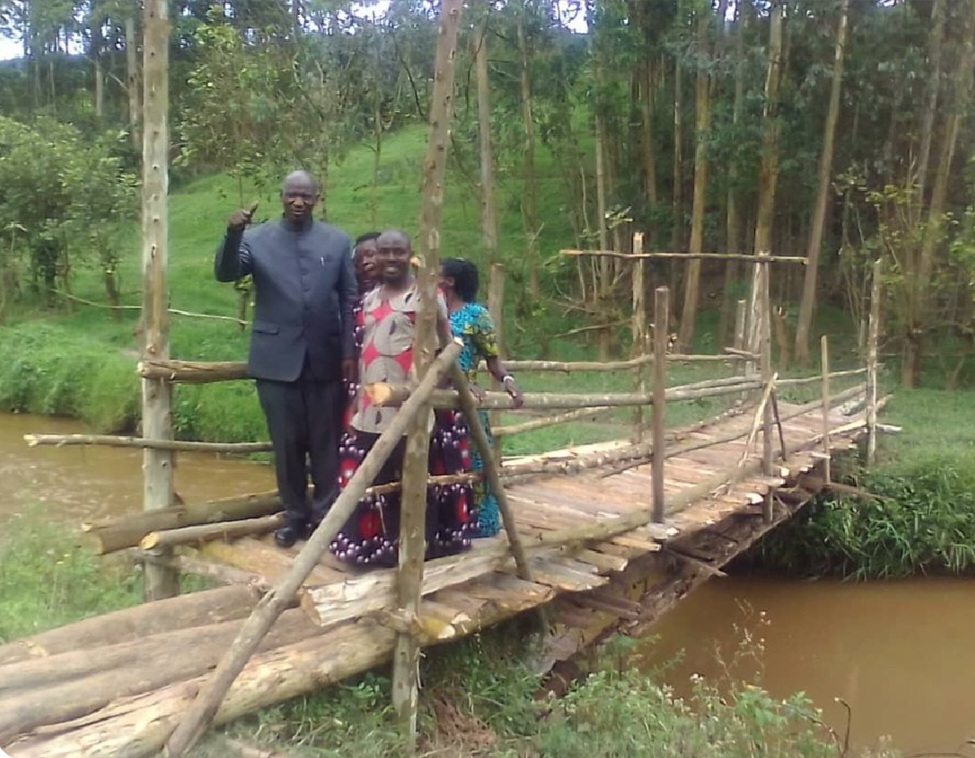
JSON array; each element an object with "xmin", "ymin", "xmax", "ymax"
[
  {"xmin": 631, "ymin": 232, "xmax": 648, "ymax": 441},
  {"xmin": 821, "ymin": 335, "xmax": 832, "ymax": 484},
  {"xmin": 651, "ymin": 287, "xmax": 669, "ymax": 524},
  {"xmin": 487, "ymin": 262, "xmax": 506, "ymax": 467},
  {"xmin": 866, "ymin": 258, "xmax": 882, "ymax": 466},
  {"xmin": 734, "ymin": 298, "xmax": 748, "ymax": 405},
  {"xmin": 756, "ymin": 253, "xmax": 774, "ymax": 522},
  {"xmin": 391, "ymin": 1, "xmax": 463, "ymax": 751},
  {"xmin": 140, "ymin": 0, "xmax": 178, "ymax": 601}
]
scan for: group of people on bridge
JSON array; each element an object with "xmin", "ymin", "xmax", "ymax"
[{"xmin": 215, "ymin": 170, "xmax": 523, "ymax": 568}]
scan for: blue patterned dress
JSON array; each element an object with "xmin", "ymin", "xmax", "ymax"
[{"xmin": 449, "ymin": 302, "xmax": 502, "ymax": 538}]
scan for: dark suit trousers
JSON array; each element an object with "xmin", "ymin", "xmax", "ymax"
[{"xmin": 256, "ymin": 362, "xmax": 343, "ymax": 526}]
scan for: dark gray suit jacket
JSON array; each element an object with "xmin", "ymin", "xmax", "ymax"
[{"xmin": 215, "ymin": 217, "xmax": 356, "ymax": 383}]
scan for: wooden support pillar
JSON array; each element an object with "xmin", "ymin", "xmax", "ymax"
[
  {"xmin": 651, "ymin": 287, "xmax": 669, "ymax": 524},
  {"xmin": 631, "ymin": 232, "xmax": 648, "ymax": 440},
  {"xmin": 821, "ymin": 335, "xmax": 832, "ymax": 484},
  {"xmin": 754, "ymin": 252, "xmax": 774, "ymax": 522},
  {"xmin": 866, "ymin": 258, "xmax": 882, "ymax": 466},
  {"xmin": 392, "ymin": 1, "xmax": 463, "ymax": 751},
  {"xmin": 140, "ymin": 0, "xmax": 178, "ymax": 601}
]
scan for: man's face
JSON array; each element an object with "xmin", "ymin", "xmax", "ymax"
[
  {"xmin": 281, "ymin": 176, "xmax": 318, "ymax": 223},
  {"xmin": 355, "ymin": 239, "xmax": 378, "ymax": 283},
  {"xmin": 375, "ymin": 234, "xmax": 412, "ymax": 285}
]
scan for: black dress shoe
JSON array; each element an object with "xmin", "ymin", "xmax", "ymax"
[{"xmin": 274, "ymin": 524, "xmax": 305, "ymax": 548}]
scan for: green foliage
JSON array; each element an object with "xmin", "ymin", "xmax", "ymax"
[{"xmin": 0, "ymin": 115, "xmax": 136, "ymax": 303}]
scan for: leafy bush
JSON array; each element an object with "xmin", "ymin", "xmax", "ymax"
[{"xmin": 746, "ymin": 456, "xmax": 975, "ymax": 579}]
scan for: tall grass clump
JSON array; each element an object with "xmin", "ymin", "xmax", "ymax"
[
  {"xmin": 0, "ymin": 510, "xmax": 141, "ymax": 642},
  {"xmin": 744, "ymin": 456, "xmax": 975, "ymax": 579}
]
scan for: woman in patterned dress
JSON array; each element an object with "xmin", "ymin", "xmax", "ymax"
[
  {"xmin": 329, "ymin": 231, "xmax": 477, "ymax": 568},
  {"xmin": 439, "ymin": 258, "xmax": 523, "ymax": 538}
]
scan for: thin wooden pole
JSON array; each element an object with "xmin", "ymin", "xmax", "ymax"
[
  {"xmin": 821, "ymin": 334, "xmax": 832, "ymax": 484},
  {"xmin": 631, "ymin": 232, "xmax": 648, "ymax": 440},
  {"xmin": 561, "ymin": 249, "xmax": 808, "ymax": 264},
  {"xmin": 140, "ymin": 0, "xmax": 178, "ymax": 601},
  {"xmin": 392, "ymin": 1, "xmax": 463, "ymax": 749},
  {"xmin": 487, "ymin": 263, "xmax": 506, "ymax": 466},
  {"xmin": 866, "ymin": 258, "xmax": 882, "ymax": 466},
  {"xmin": 449, "ymin": 364, "xmax": 535, "ymax": 584},
  {"xmin": 758, "ymin": 255, "xmax": 774, "ymax": 522},
  {"xmin": 163, "ymin": 342, "xmax": 462, "ymax": 758},
  {"xmin": 651, "ymin": 287, "xmax": 669, "ymax": 524},
  {"xmin": 734, "ymin": 298, "xmax": 748, "ymax": 404}
]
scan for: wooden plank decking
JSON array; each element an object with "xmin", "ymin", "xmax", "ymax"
[{"xmin": 3, "ymin": 398, "xmax": 868, "ymax": 758}]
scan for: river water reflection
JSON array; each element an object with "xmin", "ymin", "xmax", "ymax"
[
  {"xmin": 0, "ymin": 412, "xmax": 274, "ymax": 524},
  {"xmin": 2, "ymin": 412, "xmax": 973, "ymax": 753},
  {"xmin": 641, "ymin": 576, "xmax": 975, "ymax": 755}
]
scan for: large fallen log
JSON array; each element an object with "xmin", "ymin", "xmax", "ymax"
[
  {"xmin": 0, "ymin": 585, "xmax": 259, "ymax": 667},
  {"xmin": 7, "ymin": 574, "xmax": 553, "ymax": 758},
  {"xmin": 83, "ymin": 490, "xmax": 280, "ymax": 554},
  {"xmin": 0, "ymin": 609, "xmax": 321, "ymax": 742}
]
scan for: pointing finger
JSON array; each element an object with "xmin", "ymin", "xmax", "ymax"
[{"xmin": 246, "ymin": 201, "xmax": 259, "ymax": 219}]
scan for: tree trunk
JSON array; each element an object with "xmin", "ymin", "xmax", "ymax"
[
  {"xmin": 915, "ymin": 0, "xmax": 946, "ymax": 207},
  {"xmin": 907, "ymin": 1, "xmax": 975, "ymax": 387},
  {"xmin": 641, "ymin": 60, "xmax": 658, "ymax": 215},
  {"xmin": 475, "ymin": 25, "xmax": 499, "ymax": 265},
  {"xmin": 795, "ymin": 0, "xmax": 850, "ymax": 366},
  {"xmin": 671, "ymin": 57, "xmax": 684, "ymax": 251},
  {"xmin": 718, "ymin": 0, "xmax": 748, "ymax": 346},
  {"xmin": 125, "ymin": 11, "xmax": 141, "ymax": 149},
  {"xmin": 517, "ymin": 11, "xmax": 540, "ymax": 296},
  {"xmin": 678, "ymin": 8, "xmax": 713, "ymax": 351},
  {"xmin": 140, "ymin": 0, "xmax": 178, "ymax": 601},
  {"xmin": 752, "ymin": 0, "xmax": 784, "ymax": 264}
]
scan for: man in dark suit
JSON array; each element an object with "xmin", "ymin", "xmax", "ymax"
[{"xmin": 215, "ymin": 170, "xmax": 357, "ymax": 548}]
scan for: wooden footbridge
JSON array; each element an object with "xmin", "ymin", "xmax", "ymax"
[{"xmin": 3, "ymin": 262, "xmax": 888, "ymax": 758}]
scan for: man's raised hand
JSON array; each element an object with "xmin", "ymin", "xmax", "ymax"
[{"xmin": 228, "ymin": 202, "xmax": 259, "ymax": 231}]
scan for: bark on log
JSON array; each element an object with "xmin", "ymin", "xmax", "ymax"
[
  {"xmin": 140, "ymin": 514, "xmax": 284, "ymax": 551},
  {"xmin": 7, "ymin": 572, "xmax": 554, "ymax": 758},
  {"xmin": 138, "ymin": 360, "xmax": 248, "ymax": 383},
  {"xmin": 0, "ymin": 585, "xmax": 258, "ymax": 667},
  {"xmin": 0, "ymin": 609, "xmax": 319, "ymax": 742},
  {"xmin": 83, "ymin": 490, "xmax": 280, "ymax": 554}
]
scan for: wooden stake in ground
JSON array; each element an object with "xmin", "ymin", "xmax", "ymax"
[
  {"xmin": 821, "ymin": 335, "xmax": 832, "ymax": 484},
  {"xmin": 866, "ymin": 258, "xmax": 882, "ymax": 466},
  {"xmin": 631, "ymin": 233, "xmax": 648, "ymax": 440},
  {"xmin": 651, "ymin": 287, "xmax": 669, "ymax": 524},
  {"xmin": 140, "ymin": 0, "xmax": 178, "ymax": 601},
  {"xmin": 392, "ymin": 1, "xmax": 463, "ymax": 750},
  {"xmin": 163, "ymin": 342, "xmax": 462, "ymax": 758}
]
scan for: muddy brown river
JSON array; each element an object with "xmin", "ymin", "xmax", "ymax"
[{"xmin": 2, "ymin": 412, "xmax": 972, "ymax": 754}]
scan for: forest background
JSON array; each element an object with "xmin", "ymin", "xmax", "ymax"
[{"xmin": 1, "ymin": 0, "xmax": 974, "ymax": 447}]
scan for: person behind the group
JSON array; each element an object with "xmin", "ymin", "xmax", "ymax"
[
  {"xmin": 341, "ymin": 231, "xmax": 381, "ymax": 431},
  {"xmin": 439, "ymin": 258, "xmax": 523, "ymax": 538},
  {"xmin": 330, "ymin": 229, "xmax": 477, "ymax": 568},
  {"xmin": 353, "ymin": 231, "xmax": 380, "ymax": 297},
  {"xmin": 214, "ymin": 170, "xmax": 357, "ymax": 549}
]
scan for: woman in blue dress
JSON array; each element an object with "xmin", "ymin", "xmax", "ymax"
[{"xmin": 439, "ymin": 258, "xmax": 523, "ymax": 537}]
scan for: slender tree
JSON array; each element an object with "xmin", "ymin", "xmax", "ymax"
[{"xmin": 795, "ymin": 0, "xmax": 851, "ymax": 366}]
